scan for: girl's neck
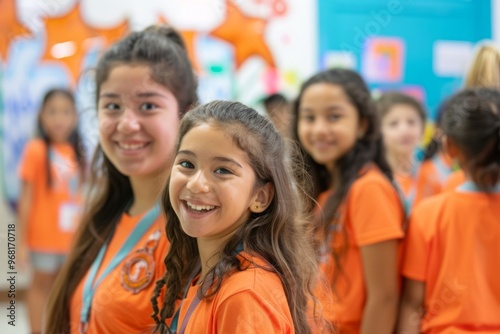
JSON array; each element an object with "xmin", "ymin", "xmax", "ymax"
[
  {"xmin": 197, "ymin": 233, "xmax": 237, "ymax": 282},
  {"xmin": 386, "ymin": 152, "xmax": 414, "ymax": 176},
  {"xmin": 128, "ymin": 173, "xmax": 168, "ymax": 216}
]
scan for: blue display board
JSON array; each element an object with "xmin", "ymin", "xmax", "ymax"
[{"xmin": 318, "ymin": 0, "xmax": 491, "ymax": 119}]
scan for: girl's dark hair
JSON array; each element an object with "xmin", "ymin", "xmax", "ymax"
[
  {"xmin": 37, "ymin": 88, "xmax": 86, "ymax": 187},
  {"xmin": 441, "ymin": 88, "xmax": 500, "ymax": 189},
  {"xmin": 45, "ymin": 25, "xmax": 198, "ymax": 333},
  {"xmin": 151, "ymin": 100, "xmax": 318, "ymax": 334},
  {"xmin": 423, "ymin": 102, "xmax": 446, "ymax": 161},
  {"xmin": 292, "ymin": 68, "xmax": 394, "ymax": 283},
  {"xmin": 375, "ymin": 91, "xmax": 427, "ymax": 125}
]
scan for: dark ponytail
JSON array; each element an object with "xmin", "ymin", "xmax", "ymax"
[{"xmin": 441, "ymin": 88, "xmax": 500, "ymax": 189}]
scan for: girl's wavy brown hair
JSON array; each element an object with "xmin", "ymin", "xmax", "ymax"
[{"xmin": 151, "ymin": 100, "xmax": 319, "ymax": 333}]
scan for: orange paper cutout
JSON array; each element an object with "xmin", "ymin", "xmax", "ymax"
[
  {"xmin": 157, "ymin": 15, "xmax": 201, "ymax": 73},
  {"xmin": 210, "ymin": 1, "xmax": 275, "ymax": 68},
  {"xmin": 0, "ymin": 0, "xmax": 32, "ymax": 61},
  {"xmin": 41, "ymin": 3, "xmax": 128, "ymax": 83}
]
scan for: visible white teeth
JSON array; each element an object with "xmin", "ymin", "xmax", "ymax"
[
  {"xmin": 186, "ymin": 202, "xmax": 215, "ymax": 211},
  {"xmin": 119, "ymin": 143, "xmax": 147, "ymax": 150}
]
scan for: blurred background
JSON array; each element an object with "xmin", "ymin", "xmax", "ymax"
[{"xmin": 0, "ymin": 0, "xmax": 497, "ymax": 331}]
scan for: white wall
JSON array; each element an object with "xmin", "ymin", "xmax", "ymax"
[{"xmin": 493, "ymin": 0, "xmax": 500, "ymax": 42}]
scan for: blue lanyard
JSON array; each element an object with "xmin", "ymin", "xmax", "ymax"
[
  {"xmin": 169, "ymin": 242, "xmax": 244, "ymax": 334},
  {"xmin": 457, "ymin": 181, "xmax": 500, "ymax": 193},
  {"xmin": 401, "ymin": 163, "xmax": 421, "ymax": 217},
  {"xmin": 169, "ymin": 263, "xmax": 202, "ymax": 334},
  {"xmin": 50, "ymin": 147, "xmax": 80, "ymax": 197},
  {"xmin": 80, "ymin": 203, "xmax": 161, "ymax": 333},
  {"xmin": 432, "ymin": 155, "xmax": 452, "ymax": 185}
]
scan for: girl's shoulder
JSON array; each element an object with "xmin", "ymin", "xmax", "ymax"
[
  {"xmin": 218, "ymin": 253, "xmax": 283, "ymax": 297},
  {"xmin": 351, "ymin": 164, "xmax": 393, "ymax": 191},
  {"xmin": 24, "ymin": 138, "xmax": 47, "ymax": 153},
  {"xmin": 20, "ymin": 138, "xmax": 47, "ymax": 163}
]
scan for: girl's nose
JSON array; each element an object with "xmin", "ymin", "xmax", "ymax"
[
  {"xmin": 186, "ymin": 170, "xmax": 210, "ymax": 193},
  {"xmin": 312, "ymin": 119, "xmax": 329, "ymax": 135},
  {"xmin": 117, "ymin": 108, "xmax": 140, "ymax": 133}
]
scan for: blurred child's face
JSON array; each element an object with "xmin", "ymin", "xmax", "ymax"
[
  {"xmin": 297, "ymin": 83, "xmax": 365, "ymax": 171},
  {"xmin": 40, "ymin": 94, "xmax": 77, "ymax": 143},
  {"xmin": 381, "ymin": 104, "xmax": 424, "ymax": 157},
  {"xmin": 169, "ymin": 123, "xmax": 262, "ymax": 241},
  {"xmin": 98, "ymin": 64, "xmax": 180, "ymax": 179}
]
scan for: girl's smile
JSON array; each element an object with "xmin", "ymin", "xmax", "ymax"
[{"xmin": 169, "ymin": 123, "xmax": 261, "ymax": 241}]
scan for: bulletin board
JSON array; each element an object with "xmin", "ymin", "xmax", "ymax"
[{"xmin": 318, "ymin": 0, "xmax": 492, "ymax": 120}]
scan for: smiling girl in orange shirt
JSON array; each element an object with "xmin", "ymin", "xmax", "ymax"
[
  {"xmin": 151, "ymin": 100, "xmax": 318, "ymax": 333},
  {"xmin": 294, "ymin": 69, "xmax": 405, "ymax": 333},
  {"xmin": 45, "ymin": 25, "xmax": 198, "ymax": 334}
]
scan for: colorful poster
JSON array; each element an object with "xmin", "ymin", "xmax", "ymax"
[{"xmin": 362, "ymin": 37, "xmax": 405, "ymax": 83}]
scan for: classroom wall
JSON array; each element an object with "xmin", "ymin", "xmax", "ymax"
[
  {"xmin": 0, "ymin": 0, "xmax": 317, "ymax": 211},
  {"xmin": 317, "ymin": 0, "xmax": 491, "ymax": 122}
]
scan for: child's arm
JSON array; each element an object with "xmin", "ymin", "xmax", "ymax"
[
  {"xmin": 360, "ymin": 239, "xmax": 399, "ymax": 334},
  {"xmin": 17, "ymin": 180, "xmax": 33, "ymax": 266},
  {"xmin": 397, "ymin": 278, "xmax": 425, "ymax": 334}
]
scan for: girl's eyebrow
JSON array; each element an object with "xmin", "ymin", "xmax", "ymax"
[
  {"xmin": 213, "ymin": 157, "xmax": 243, "ymax": 169},
  {"xmin": 134, "ymin": 91, "xmax": 168, "ymax": 99},
  {"xmin": 99, "ymin": 93, "xmax": 120, "ymax": 99},
  {"xmin": 177, "ymin": 150, "xmax": 243, "ymax": 168}
]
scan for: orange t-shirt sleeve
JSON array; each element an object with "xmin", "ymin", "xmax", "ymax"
[
  {"xmin": 18, "ymin": 140, "xmax": 44, "ymax": 183},
  {"xmin": 347, "ymin": 179, "xmax": 404, "ymax": 246},
  {"xmin": 215, "ymin": 290, "xmax": 292, "ymax": 333},
  {"xmin": 402, "ymin": 202, "xmax": 433, "ymax": 282}
]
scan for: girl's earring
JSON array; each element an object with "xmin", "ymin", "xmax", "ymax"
[{"xmin": 254, "ymin": 205, "xmax": 259, "ymax": 211}]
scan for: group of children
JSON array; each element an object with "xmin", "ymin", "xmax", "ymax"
[{"xmin": 17, "ymin": 25, "xmax": 500, "ymax": 334}]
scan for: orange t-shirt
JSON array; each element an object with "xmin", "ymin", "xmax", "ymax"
[
  {"xmin": 176, "ymin": 252, "xmax": 294, "ymax": 333},
  {"xmin": 316, "ymin": 165, "xmax": 405, "ymax": 333},
  {"xmin": 69, "ymin": 212, "xmax": 169, "ymax": 334},
  {"xmin": 402, "ymin": 188, "xmax": 500, "ymax": 333},
  {"xmin": 18, "ymin": 139, "xmax": 82, "ymax": 253},
  {"xmin": 443, "ymin": 170, "xmax": 466, "ymax": 192}
]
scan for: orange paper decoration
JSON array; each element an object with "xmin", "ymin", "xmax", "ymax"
[
  {"xmin": 157, "ymin": 15, "xmax": 201, "ymax": 73},
  {"xmin": 0, "ymin": 0, "xmax": 32, "ymax": 61},
  {"xmin": 41, "ymin": 3, "xmax": 128, "ymax": 83},
  {"xmin": 210, "ymin": 1, "xmax": 275, "ymax": 68}
]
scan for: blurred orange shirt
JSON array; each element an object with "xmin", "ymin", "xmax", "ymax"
[
  {"xmin": 395, "ymin": 153, "xmax": 454, "ymax": 212},
  {"xmin": 403, "ymin": 188, "xmax": 500, "ymax": 333},
  {"xmin": 70, "ymin": 213, "xmax": 168, "ymax": 334},
  {"xmin": 315, "ymin": 165, "xmax": 405, "ymax": 333},
  {"xmin": 18, "ymin": 139, "xmax": 82, "ymax": 253},
  {"xmin": 177, "ymin": 252, "xmax": 294, "ymax": 333},
  {"xmin": 443, "ymin": 170, "xmax": 466, "ymax": 192}
]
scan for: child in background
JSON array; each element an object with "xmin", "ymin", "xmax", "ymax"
[
  {"xmin": 17, "ymin": 88, "xmax": 86, "ymax": 334},
  {"xmin": 151, "ymin": 100, "xmax": 318, "ymax": 334},
  {"xmin": 294, "ymin": 69, "xmax": 405, "ymax": 333},
  {"xmin": 398, "ymin": 87, "xmax": 500, "ymax": 333},
  {"xmin": 464, "ymin": 42, "xmax": 500, "ymax": 88},
  {"xmin": 262, "ymin": 93, "xmax": 291, "ymax": 138},
  {"xmin": 45, "ymin": 25, "xmax": 198, "ymax": 334},
  {"xmin": 443, "ymin": 42, "xmax": 500, "ymax": 191},
  {"xmin": 377, "ymin": 92, "xmax": 440, "ymax": 212}
]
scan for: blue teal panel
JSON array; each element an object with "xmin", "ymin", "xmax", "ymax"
[{"xmin": 318, "ymin": 0, "xmax": 492, "ymax": 119}]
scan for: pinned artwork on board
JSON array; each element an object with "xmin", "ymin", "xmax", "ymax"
[{"xmin": 362, "ymin": 37, "xmax": 405, "ymax": 83}]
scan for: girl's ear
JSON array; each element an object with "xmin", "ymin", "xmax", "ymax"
[
  {"xmin": 443, "ymin": 135, "xmax": 464, "ymax": 164},
  {"xmin": 357, "ymin": 117, "xmax": 369, "ymax": 139},
  {"xmin": 250, "ymin": 182, "xmax": 274, "ymax": 213}
]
